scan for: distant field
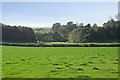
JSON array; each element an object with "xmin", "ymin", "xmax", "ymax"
[
  {"xmin": 2, "ymin": 46, "xmax": 119, "ymax": 78},
  {"xmin": 34, "ymin": 30, "xmax": 52, "ymax": 34}
]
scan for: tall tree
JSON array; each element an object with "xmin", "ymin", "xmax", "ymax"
[{"xmin": 52, "ymin": 23, "xmax": 61, "ymax": 32}]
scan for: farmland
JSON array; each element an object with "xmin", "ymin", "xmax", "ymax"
[
  {"xmin": 2, "ymin": 46, "xmax": 119, "ymax": 78},
  {"xmin": 34, "ymin": 30, "xmax": 52, "ymax": 34}
]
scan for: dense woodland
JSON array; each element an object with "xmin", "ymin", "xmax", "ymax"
[
  {"xmin": 1, "ymin": 23, "xmax": 36, "ymax": 42},
  {"xmin": 35, "ymin": 19, "xmax": 120, "ymax": 43},
  {"xmin": 1, "ymin": 19, "xmax": 120, "ymax": 43}
]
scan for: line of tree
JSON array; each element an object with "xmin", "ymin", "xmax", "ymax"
[
  {"xmin": 1, "ymin": 18, "xmax": 120, "ymax": 43},
  {"xmin": 35, "ymin": 19, "xmax": 120, "ymax": 43},
  {"xmin": 1, "ymin": 23, "xmax": 36, "ymax": 42}
]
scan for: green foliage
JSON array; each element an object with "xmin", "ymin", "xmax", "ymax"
[
  {"xmin": 52, "ymin": 23, "xmax": 61, "ymax": 32},
  {"xmin": 66, "ymin": 21, "xmax": 77, "ymax": 31},
  {"xmin": 68, "ymin": 20, "xmax": 119, "ymax": 43},
  {"xmin": 68, "ymin": 28, "xmax": 81, "ymax": 43},
  {"xmin": 68, "ymin": 24, "xmax": 91, "ymax": 43},
  {"xmin": 1, "ymin": 19, "xmax": 120, "ymax": 43},
  {"xmin": 51, "ymin": 19, "xmax": 120, "ymax": 43},
  {"xmin": 2, "ymin": 46, "xmax": 118, "ymax": 78},
  {"xmin": 92, "ymin": 23, "xmax": 98, "ymax": 31},
  {"xmin": 35, "ymin": 32, "xmax": 44, "ymax": 42},
  {"xmin": 2, "ymin": 24, "xmax": 36, "ymax": 43},
  {"xmin": 57, "ymin": 27, "xmax": 69, "ymax": 40}
]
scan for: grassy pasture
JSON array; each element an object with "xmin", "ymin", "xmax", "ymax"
[
  {"xmin": 34, "ymin": 30, "xmax": 52, "ymax": 34},
  {"xmin": 2, "ymin": 46, "xmax": 119, "ymax": 78}
]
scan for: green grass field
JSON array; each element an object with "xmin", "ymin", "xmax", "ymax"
[
  {"xmin": 2, "ymin": 46, "xmax": 119, "ymax": 78},
  {"xmin": 34, "ymin": 30, "xmax": 52, "ymax": 34}
]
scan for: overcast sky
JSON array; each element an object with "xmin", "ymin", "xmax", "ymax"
[{"xmin": 2, "ymin": 2, "xmax": 118, "ymax": 28}]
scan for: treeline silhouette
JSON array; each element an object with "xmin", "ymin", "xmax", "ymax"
[
  {"xmin": 35, "ymin": 19, "xmax": 120, "ymax": 43},
  {"xmin": 1, "ymin": 19, "xmax": 120, "ymax": 43},
  {"xmin": 1, "ymin": 23, "xmax": 36, "ymax": 42}
]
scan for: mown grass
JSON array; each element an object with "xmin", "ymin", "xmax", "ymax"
[{"xmin": 2, "ymin": 46, "xmax": 119, "ymax": 78}]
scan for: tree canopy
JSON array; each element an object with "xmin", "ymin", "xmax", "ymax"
[
  {"xmin": 2, "ymin": 23, "xmax": 36, "ymax": 42},
  {"xmin": 1, "ymin": 19, "xmax": 120, "ymax": 43}
]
